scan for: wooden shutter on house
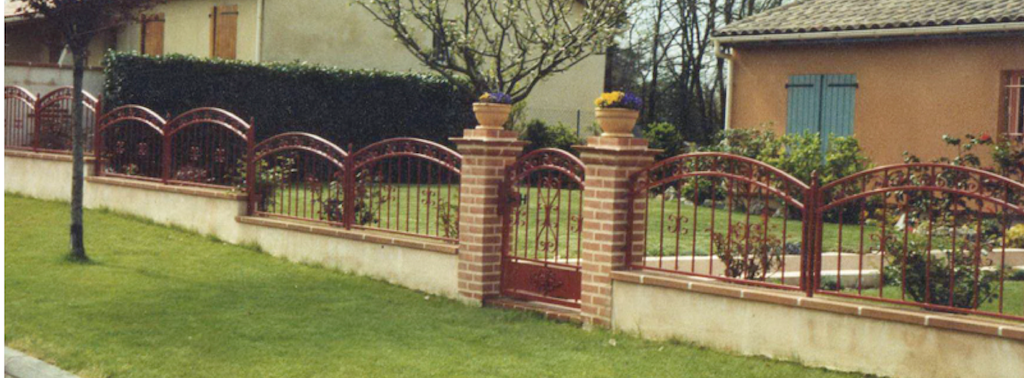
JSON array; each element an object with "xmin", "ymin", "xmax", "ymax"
[
  {"xmin": 820, "ymin": 74, "xmax": 857, "ymax": 143},
  {"xmin": 786, "ymin": 75, "xmax": 822, "ymax": 136},
  {"xmin": 210, "ymin": 5, "xmax": 238, "ymax": 59},
  {"xmin": 786, "ymin": 74, "xmax": 857, "ymax": 152},
  {"xmin": 141, "ymin": 13, "xmax": 165, "ymax": 56}
]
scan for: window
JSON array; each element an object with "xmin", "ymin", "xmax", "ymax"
[
  {"xmin": 1005, "ymin": 71, "xmax": 1024, "ymax": 138},
  {"xmin": 210, "ymin": 5, "xmax": 238, "ymax": 59},
  {"xmin": 786, "ymin": 74, "xmax": 857, "ymax": 152},
  {"xmin": 140, "ymin": 13, "xmax": 165, "ymax": 56}
]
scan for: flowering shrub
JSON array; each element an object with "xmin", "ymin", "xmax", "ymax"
[
  {"xmin": 1009, "ymin": 224, "xmax": 1024, "ymax": 248},
  {"xmin": 594, "ymin": 91, "xmax": 642, "ymax": 111},
  {"xmin": 477, "ymin": 91, "xmax": 512, "ymax": 104}
]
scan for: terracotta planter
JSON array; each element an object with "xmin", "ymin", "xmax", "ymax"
[
  {"xmin": 595, "ymin": 107, "xmax": 639, "ymax": 137},
  {"xmin": 473, "ymin": 103, "xmax": 512, "ymax": 130}
]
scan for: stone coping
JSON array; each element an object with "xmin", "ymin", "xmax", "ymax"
[
  {"xmin": 236, "ymin": 215, "xmax": 459, "ymax": 255},
  {"xmin": 86, "ymin": 176, "xmax": 247, "ymax": 201},
  {"xmin": 5, "ymin": 149, "xmax": 96, "ymax": 163},
  {"xmin": 611, "ymin": 269, "xmax": 1024, "ymax": 343}
]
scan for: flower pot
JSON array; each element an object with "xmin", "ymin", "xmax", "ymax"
[
  {"xmin": 473, "ymin": 103, "xmax": 512, "ymax": 130},
  {"xmin": 595, "ymin": 108, "xmax": 639, "ymax": 137}
]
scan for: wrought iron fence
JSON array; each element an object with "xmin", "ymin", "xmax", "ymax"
[
  {"xmin": 628, "ymin": 153, "xmax": 812, "ymax": 292},
  {"xmin": 94, "ymin": 105, "xmax": 167, "ymax": 180},
  {"xmin": 347, "ymin": 138, "xmax": 462, "ymax": 242},
  {"xmin": 248, "ymin": 132, "xmax": 348, "ymax": 225},
  {"xmin": 815, "ymin": 163, "xmax": 1024, "ymax": 321},
  {"xmin": 165, "ymin": 108, "xmax": 254, "ymax": 188},
  {"xmin": 626, "ymin": 153, "xmax": 1024, "ymax": 321},
  {"xmin": 4, "ymin": 86, "xmax": 98, "ymax": 153}
]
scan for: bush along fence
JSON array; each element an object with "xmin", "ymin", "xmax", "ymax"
[
  {"xmin": 6, "ymin": 90, "xmax": 1024, "ymax": 326},
  {"xmin": 5, "ymin": 86, "xmax": 100, "ymax": 153}
]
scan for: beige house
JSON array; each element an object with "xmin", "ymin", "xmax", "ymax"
[
  {"xmin": 4, "ymin": 0, "xmax": 605, "ymax": 130},
  {"xmin": 714, "ymin": 0, "xmax": 1024, "ymax": 165}
]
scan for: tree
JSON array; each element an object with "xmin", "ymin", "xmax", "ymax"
[
  {"xmin": 359, "ymin": 0, "xmax": 636, "ymax": 103},
  {"xmin": 612, "ymin": 0, "xmax": 784, "ymax": 142},
  {"xmin": 17, "ymin": 0, "xmax": 161, "ymax": 261}
]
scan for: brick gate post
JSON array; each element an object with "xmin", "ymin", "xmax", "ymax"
[
  {"xmin": 576, "ymin": 136, "xmax": 657, "ymax": 327},
  {"xmin": 451, "ymin": 128, "xmax": 526, "ymax": 305}
]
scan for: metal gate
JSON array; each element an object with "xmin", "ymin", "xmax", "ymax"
[{"xmin": 500, "ymin": 148, "xmax": 586, "ymax": 308}]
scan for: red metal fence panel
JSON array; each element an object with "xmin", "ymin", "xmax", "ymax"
[
  {"xmin": 500, "ymin": 148, "xmax": 586, "ymax": 308},
  {"xmin": 248, "ymin": 132, "xmax": 348, "ymax": 225},
  {"xmin": 4, "ymin": 86, "xmax": 98, "ymax": 154},
  {"xmin": 347, "ymin": 138, "xmax": 462, "ymax": 243},
  {"xmin": 164, "ymin": 108, "xmax": 253, "ymax": 188},
  {"xmin": 35, "ymin": 86, "xmax": 98, "ymax": 153},
  {"xmin": 94, "ymin": 105, "xmax": 167, "ymax": 180},
  {"xmin": 815, "ymin": 163, "xmax": 1024, "ymax": 321},
  {"xmin": 627, "ymin": 152, "xmax": 813, "ymax": 292},
  {"xmin": 4, "ymin": 86, "xmax": 36, "ymax": 151}
]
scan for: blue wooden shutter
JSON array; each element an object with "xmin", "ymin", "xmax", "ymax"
[
  {"xmin": 820, "ymin": 74, "xmax": 857, "ymax": 146},
  {"xmin": 786, "ymin": 75, "xmax": 822, "ymax": 136}
]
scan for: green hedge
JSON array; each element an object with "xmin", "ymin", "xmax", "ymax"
[{"xmin": 103, "ymin": 52, "xmax": 475, "ymax": 148}]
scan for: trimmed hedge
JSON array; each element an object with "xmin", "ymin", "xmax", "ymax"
[{"xmin": 103, "ymin": 52, "xmax": 475, "ymax": 148}]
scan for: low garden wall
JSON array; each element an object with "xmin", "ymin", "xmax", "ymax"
[
  {"xmin": 611, "ymin": 271, "xmax": 1024, "ymax": 378},
  {"xmin": 5, "ymin": 150, "xmax": 460, "ymax": 299}
]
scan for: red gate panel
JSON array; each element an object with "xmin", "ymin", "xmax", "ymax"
[{"xmin": 500, "ymin": 148, "xmax": 585, "ymax": 308}]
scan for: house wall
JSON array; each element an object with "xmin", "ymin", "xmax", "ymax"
[
  {"xmin": 6, "ymin": 22, "xmax": 115, "ymax": 67},
  {"xmin": 4, "ymin": 63, "xmax": 106, "ymax": 95},
  {"xmin": 727, "ymin": 34, "xmax": 1024, "ymax": 165},
  {"xmin": 115, "ymin": 0, "xmax": 258, "ymax": 61},
  {"xmin": 259, "ymin": 0, "xmax": 603, "ymax": 130}
]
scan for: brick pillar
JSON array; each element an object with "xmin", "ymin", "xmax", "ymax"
[
  {"xmin": 451, "ymin": 128, "xmax": 526, "ymax": 305},
  {"xmin": 576, "ymin": 136, "xmax": 657, "ymax": 327}
]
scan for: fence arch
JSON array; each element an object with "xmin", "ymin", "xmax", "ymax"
[
  {"xmin": 500, "ymin": 148, "xmax": 586, "ymax": 308},
  {"xmin": 815, "ymin": 163, "xmax": 1024, "ymax": 321},
  {"xmin": 34, "ymin": 86, "xmax": 99, "ymax": 153},
  {"xmin": 164, "ymin": 108, "xmax": 252, "ymax": 187},
  {"xmin": 627, "ymin": 152, "xmax": 813, "ymax": 291},
  {"xmin": 248, "ymin": 132, "xmax": 349, "ymax": 224},
  {"xmin": 94, "ymin": 105, "xmax": 167, "ymax": 180},
  {"xmin": 347, "ymin": 138, "xmax": 462, "ymax": 242},
  {"xmin": 4, "ymin": 86, "xmax": 36, "ymax": 150}
]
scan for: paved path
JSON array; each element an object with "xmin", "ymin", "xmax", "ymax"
[{"xmin": 4, "ymin": 348, "xmax": 79, "ymax": 378}]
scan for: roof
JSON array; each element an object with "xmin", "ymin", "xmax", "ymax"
[{"xmin": 715, "ymin": 0, "xmax": 1024, "ymax": 38}]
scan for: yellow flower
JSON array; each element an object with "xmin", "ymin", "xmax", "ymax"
[{"xmin": 594, "ymin": 91, "xmax": 625, "ymax": 108}]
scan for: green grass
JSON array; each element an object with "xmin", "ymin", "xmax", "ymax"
[
  {"xmin": 834, "ymin": 282, "xmax": 1024, "ymax": 321},
  {"xmin": 5, "ymin": 193, "xmax": 869, "ymax": 378}
]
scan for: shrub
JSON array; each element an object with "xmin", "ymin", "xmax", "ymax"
[
  {"xmin": 882, "ymin": 234, "xmax": 1001, "ymax": 310},
  {"xmin": 516, "ymin": 119, "xmax": 582, "ymax": 154},
  {"xmin": 642, "ymin": 122, "xmax": 686, "ymax": 158},
  {"xmin": 1009, "ymin": 224, "xmax": 1024, "ymax": 248},
  {"xmin": 103, "ymin": 52, "xmax": 475, "ymax": 148}
]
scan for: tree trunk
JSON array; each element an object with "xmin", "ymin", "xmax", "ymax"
[{"xmin": 68, "ymin": 52, "xmax": 88, "ymax": 262}]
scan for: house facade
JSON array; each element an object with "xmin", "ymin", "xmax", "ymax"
[
  {"xmin": 4, "ymin": 0, "xmax": 605, "ymax": 130},
  {"xmin": 714, "ymin": 0, "xmax": 1024, "ymax": 165}
]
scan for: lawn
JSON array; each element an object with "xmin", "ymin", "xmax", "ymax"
[
  {"xmin": 833, "ymin": 282, "xmax": 1024, "ymax": 321},
  {"xmin": 4, "ymin": 194, "xmax": 867, "ymax": 378}
]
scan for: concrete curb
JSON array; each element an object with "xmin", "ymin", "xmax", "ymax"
[{"xmin": 4, "ymin": 347, "xmax": 80, "ymax": 378}]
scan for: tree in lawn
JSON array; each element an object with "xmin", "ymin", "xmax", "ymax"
[
  {"xmin": 359, "ymin": 0, "xmax": 635, "ymax": 103},
  {"xmin": 17, "ymin": 0, "xmax": 162, "ymax": 261}
]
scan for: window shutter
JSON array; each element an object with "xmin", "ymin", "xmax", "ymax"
[
  {"xmin": 141, "ymin": 14, "xmax": 165, "ymax": 56},
  {"xmin": 211, "ymin": 5, "xmax": 238, "ymax": 59},
  {"xmin": 820, "ymin": 74, "xmax": 857, "ymax": 140},
  {"xmin": 786, "ymin": 75, "xmax": 822, "ymax": 136}
]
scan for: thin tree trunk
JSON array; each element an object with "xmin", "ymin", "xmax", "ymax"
[{"xmin": 69, "ymin": 51, "xmax": 87, "ymax": 261}]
